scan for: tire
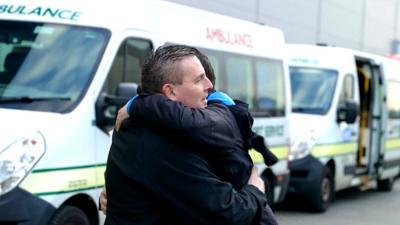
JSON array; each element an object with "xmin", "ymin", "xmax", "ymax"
[
  {"xmin": 48, "ymin": 206, "xmax": 90, "ymax": 225},
  {"xmin": 377, "ymin": 177, "xmax": 395, "ymax": 191},
  {"xmin": 263, "ymin": 175, "xmax": 275, "ymax": 210},
  {"xmin": 308, "ymin": 167, "xmax": 334, "ymax": 213}
]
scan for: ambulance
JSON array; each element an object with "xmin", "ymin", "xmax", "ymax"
[
  {"xmin": 0, "ymin": 0, "xmax": 290, "ymax": 224},
  {"xmin": 287, "ymin": 44, "xmax": 400, "ymax": 212}
]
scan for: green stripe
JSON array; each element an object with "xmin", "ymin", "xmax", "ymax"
[
  {"xmin": 32, "ymin": 163, "xmax": 106, "ymax": 173},
  {"xmin": 36, "ymin": 185, "xmax": 104, "ymax": 196}
]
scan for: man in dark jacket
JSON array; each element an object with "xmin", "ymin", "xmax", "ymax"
[
  {"xmin": 112, "ymin": 49, "xmax": 279, "ymax": 224},
  {"xmin": 122, "ymin": 93, "xmax": 279, "ymax": 225},
  {"xmin": 104, "ymin": 45, "xmax": 267, "ymax": 225}
]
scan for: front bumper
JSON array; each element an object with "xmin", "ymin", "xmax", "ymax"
[
  {"xmin": 287, "ymin": 155, "xmax": 325, "ymax": 195},
  {"xmin": 0, "ymin": 187, "xmax": 55, "ymax": 225}
]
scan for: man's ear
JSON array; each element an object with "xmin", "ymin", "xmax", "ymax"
[{"xmin": 161, "ymin": 83, "xmax": 177, "ymax": 100}]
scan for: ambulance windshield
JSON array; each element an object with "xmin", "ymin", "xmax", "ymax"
[
  {"xmin": 290, "ymin": 67, "xmax": 338, "ymax": 115},
  {"xmin": 0, "ymin": 21, "xmax": 109, "ymax": 112}
]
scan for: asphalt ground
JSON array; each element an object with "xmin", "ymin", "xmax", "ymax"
[{"xmin": 275, "ymin": 179, "xmax": 400, "ymax": 225}]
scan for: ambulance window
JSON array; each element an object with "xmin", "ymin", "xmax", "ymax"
[
  {"xmin": 290, "ymin": 67, "xmax": 338, "ymax": 114},
  {"xmin": 106, "ymin": 38, "xmax": 152, "ymax": 95},
  {"xmin": 339, "ymin": 74, "xmax": 354, "ymax": 103},
  {"xmin": 199, "ymin": 48, "xmax": 286, "ymax": 117},
  {"xmin": 387, "ymin": 80, "xmax": 400, "ymax": 118},
  {"xmin": 254, "ymin": 58, "xmax": 285, "ymax": 116},
  {"xmin": 225, "ymin": 56, "xmax": 254, "ymax": 108},
  {"xmin": 0, "ymin": 21, "xmax": 109, "ymax": 113},
  {"xmin": 205, "ymin": 54, "xmax": 222, "ymax": 90},
  {"xmin": 196, "ymin": 48, "xmax": 225, "ymax": 91}
]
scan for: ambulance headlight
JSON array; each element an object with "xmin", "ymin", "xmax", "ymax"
[
  {"xmin": 0, "ymin": 130, "xmax": 46, "ymax": 195},
  {"xmin": 289, "ymin": 140, "xmax": 312, "ymax": 161},
  {"xmin": 289, "ymin": 131, "xmax": 317, "ymax": 161}
]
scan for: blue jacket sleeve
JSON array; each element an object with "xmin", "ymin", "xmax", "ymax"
[{"xmin": 207, "ymin": 90, "xmax": 235, "ymax": 106}]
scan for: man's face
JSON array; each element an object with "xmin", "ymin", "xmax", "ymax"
[{"xmin": 168, "ymin": 56, "xmax": 213, "ymax": 109}]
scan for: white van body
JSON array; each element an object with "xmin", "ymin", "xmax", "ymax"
[
  {"xmin": 287, "ymin": 44, "xmax": 400, "ymax": 212},
  {"xmin": 0, "ymin": 0, "xmax": 290, "ymax": 224}
]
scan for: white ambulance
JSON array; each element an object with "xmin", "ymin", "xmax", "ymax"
[
  {"xmin": 287, "ymin": 44, "xmax": 400, "ymax": 212},
  {"xmin": 0, "ymin": 0, "xmax": 290, "ymax": 224}
]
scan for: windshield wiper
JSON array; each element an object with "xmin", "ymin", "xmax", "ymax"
[
  {"xmin": 292, "ymin": 107, "xmax": 308, "ymax": 112},
  {"xmin": 292, "ymin": 107, "xmax": 326, "ymax": 114},
  {"xmin": 0, "ymin": 96, "xmax": 71, "ymax": 103}
]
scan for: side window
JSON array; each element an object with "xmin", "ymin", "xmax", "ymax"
[
  {"xmin": 206, "ymin": 54, "xmax": 222, "ymax": 90},
  {"xmin": 255, "ymin": 58, "xmax": 285, "ymax": 115},
  {"xmin": 339, "ymin": 74, "xmax": 354, "ymax": 103},
  {"xmin": 387, "ymin": 80, "xmax": 400, "ymax": 118},
  {"xmin": 225, "ymin": 56, "xmax": 253, "ymax": 107},
  {"xmin": 201, "ymin": 48, "xmax": 286, "ymax": 117},
  {"xmin": 105, "ymin": 38, "xmax": 152, "ymax": 95}
]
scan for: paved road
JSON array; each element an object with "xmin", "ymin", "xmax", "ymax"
[{"xmin": 275, "ymin": 179, "xmax": 400, "ymax": 225}]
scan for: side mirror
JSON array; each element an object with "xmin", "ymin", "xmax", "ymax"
[
  {"xmin": 106, "ymin": 82, "xmax": 138, "ymax": 106},
  {"xmin": 337, "ymin": 100, "xmax": 358, "ymax": 124},
  {"xmin": 95, "ymin": 82, "xmax": 138, "ymax": 132},
  {"xmin": 116, "ymin": 82, "xmax": 138, "ymax": 99}
]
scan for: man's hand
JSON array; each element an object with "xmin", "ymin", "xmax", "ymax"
[
  {"xmin": 247, "ymin": 167, "xmax": 265, "ymax": 193},
  {"xmin": 115, "ymin": 104, "xmax": 130, "ymax": 131},
  {"xmin": 100, "ymin": 187, "xmax": 107, "ymax": 215},
  {"xmin": 115, "ymin": 95, "xmax": 138, "ymax": 131}
]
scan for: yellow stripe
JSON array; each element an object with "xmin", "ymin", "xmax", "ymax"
[
  {"xmin": 20, "ymin": 165, "xmax": 106, "ymax": 195},
  {"xmin": 97, "ymin": 166, "xmax": 106, "ymax": 187},
  {"xmin": 311, "ymin": 142, "xmax": 357, "ymax": 157},
  {"xmin": 385, "ymin": 138, "xmax": 400, "ymax": 151},
  {"xmin": 249, "ymin": 145, "xmax": 288, "ymax": 163},
  {"xmin": 310, "ymin": 138, "xmax": 400, "ymax": 157}
]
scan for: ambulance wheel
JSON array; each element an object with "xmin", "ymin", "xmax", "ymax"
[
  {"xmin": 308, "ymin": 167, "xmax": 333, "ymax": 212},
  {"xmin": 377, "ymin": 177, "xmax": 394, "ymax": 191},
  {"xmin": 49, "ymin": 206, "xmax": 90, "ymax": 225}
]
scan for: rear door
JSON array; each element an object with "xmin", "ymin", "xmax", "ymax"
[{"xmin": 355, "ymin": 57, "xmax": 385, "ymax": 175}]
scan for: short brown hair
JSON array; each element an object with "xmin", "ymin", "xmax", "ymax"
[{"xmin": 141, "ymin": 45, "xmax": 201, "ymax": 93}]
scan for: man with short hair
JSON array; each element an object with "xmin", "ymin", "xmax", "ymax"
[{"xmin": 104, "ymin": 45, "xmax": 267, "ymax": 225}]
